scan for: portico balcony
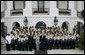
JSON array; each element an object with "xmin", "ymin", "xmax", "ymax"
[{"xmin": 11, "ymin": 9, "xmax": 23, "ymax": 16}]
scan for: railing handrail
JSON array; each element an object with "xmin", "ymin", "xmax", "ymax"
[
  {"xmin": 32, "ymin": 8, "xmax": 49, "ymax": 15},
  {"xmin": 32, "ymin": 8, "xmax": 49, "ymax": 12},
  {"xmin": 3, "ymin": 16, "xmax": 79, "ymax": 19},
  {"xmin": 32, "ymin": 8, "xmax": 49, "ymax": 9}
]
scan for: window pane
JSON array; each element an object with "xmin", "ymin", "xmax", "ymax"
[
  {"xmin": 14, "ymin": 1, "xmax": 24, "ymax": 9},
  {"xmin": 38, "ymin": 1, "xmax": 44, "ymax": 11},
  {"xmin": 58, "ymin": 1, "xmax": 68, "ymax": 9}
]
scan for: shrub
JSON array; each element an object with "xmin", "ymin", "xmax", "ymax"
[{"xmin": 77, "ymin": 29, "xmax": 84, "ymax": 50}]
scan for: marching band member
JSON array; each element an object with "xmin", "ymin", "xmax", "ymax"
[
  {"xmin": 46, "ymin": 32, "xmax": 50, "ymax": 50},
  {"xmin": 61, "ymin": 34, "xmax": 64, "ymax": 49},
  {"xmin": 73, "ymin": 33, "xmax": 76, "ymax": 49},
  {"xmin": 69, "ymin": 33, "xmax": 72, "ymax": 49},
  {"xmin": 53, "ymin": 33, "xmax": 56, "ymax": 49},
  {"xmin": 57, "ymin": 34, "xmax": 60, "ymax": 49},
  {"xmin": 54, "ymin": 33, "xmax": 58, "ymax": 49},
  {"xmin": 7, "ymin": 26, "xmax": 78, "ymax": 51}
]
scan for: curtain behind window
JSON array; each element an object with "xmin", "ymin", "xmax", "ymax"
[{"xmin": 38, "ymin": 1, "xmax": 44, "ymax": 11}]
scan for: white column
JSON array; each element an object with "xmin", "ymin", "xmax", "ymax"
[
  {"xmin": 69, "ymin": 1, "xmax": 77, "ymax": 17},
  {"xmin": 1, "ymin": 1, "xmax": 4, "ymax": 12},
  {"xmin": 23, "ymin": 1, "xmax": 32, "ymax": 16},
  {"xmin": 50, "ymin": 1, "xmax": 58, "ymax": 16},
  {"xmin": 5, "ymin": 1, "xmax": 13, "ymax": 17}
]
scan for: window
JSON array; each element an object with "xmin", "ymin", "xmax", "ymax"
[
  {"xmin": 13, "ymin": 1, "xmax": 25, "ymax": 10},
  {"xmin": 38, "ymin": 1, "xmax": 44, "ymax": 11},
  {"xmin": 57, "ymin": 1, "xmax": 69, "ymax": 10},
  {"xmin": 57, "ymin": 1, "xmax": 71, "ymax": 15},
  {"xmin": 33, "ymin": 1, "xmax": 49, "ymax": 15},
  {"xmin": 11, "ymin": 1, "xmax": 25, "ymax": 16}
]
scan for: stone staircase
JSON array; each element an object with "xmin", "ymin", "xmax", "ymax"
[{"xmin": 1, "ymin": 36, "xmax": 6, "ymax": 51}]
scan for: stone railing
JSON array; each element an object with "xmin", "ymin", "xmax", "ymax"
[
  {"xmin": 10, "ymin": 9, "xmax": 23, "ymax": 16},
  {"xmin": 59, "ymin": 9, "xmax": 71, "ymax": 15},
  {"xmin": 32, "ymin": 8, "xmax": 49, "ymax": 15}
]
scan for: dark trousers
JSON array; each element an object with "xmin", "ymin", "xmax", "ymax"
[
  {"xmin": 43, "ymin": 42, "xmax": 47, "ymax": 50},
  {"xmin": 32, "ymin": 42, "xmax": 35, "ymax": 50},
  {"xmin": 25, "ymin": 43, "xmax": 28, "ymax": 51},
  {"xmin": 56, "ymin": 41, "xmax": 59, "ymax": 49},
  {"xmin": 72, "ymin": 41, "xmax": 75, "ymax": 49},
  {"xmin": 53, "ymin": 41, "xmax": 55, "ymax": 49},
  {"xmin": 11, "ymin": 43, "xmax": 15, "ymax": 50},
  {"xmin": 69, "ymin": 41, "xmax": 71, "ymax": 49},
  {"xmin": 40, "ymin": 42, "xmax": 43, "ymax": 50},
  {"xmin": 29, "ymin": 42, "xmax": 32, "ymax": 51},
  {"xmin": 21, "ymin": 43, "xmax": 24, "ymax": 51},
  {"xmin": 46, "ymin": 41, "xmax": 48, "ymax": 50},
  {"xmin": 6, "ymin": 44, "xmax": 11, "ymax": 51},
  {"xmin": 48, "ymin": 41, "xmax": 50, "ymax": 49},
  {"xmin": 17, "ymin": 42, "xmax": 22, "ymax": 50},
  {"xmin": 49, "ymin": 42, "xmax": 52, "ymax": 50},
  {"xmin": 64, "ymin": 41, "xmax": 67, "ymax": 49},
  {"xmin": 18, "ymin": 43, "xmax": 22, "ymax": 51},
  {"xmin": 67, "ymin": 41, "xmax": 69, "ymax": 49},
  {"xmin": 61, "ymin": 41, "xmax": 64, "ymax": 49}
]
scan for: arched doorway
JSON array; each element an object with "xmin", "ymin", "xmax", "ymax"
[
  {"xmin": 35, "ymin": 21, "xmax": 46, "ymax": 29},
  {"xmin": 61, "ymin": 22, "xmax": 69, "ymax": 29},
  {"xmin": 12, "ymin": 22, "xmax": 20, "ymax": 28},
  {"xmin": 76, "ymin": 22, "xmax": 84, "ymax": 34}
]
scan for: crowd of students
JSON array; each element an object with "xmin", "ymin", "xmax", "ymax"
[{"xmin": 5, "ymin": 26, "xmax": 79, "ymax": 51}]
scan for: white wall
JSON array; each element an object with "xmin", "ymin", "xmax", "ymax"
[
  {"xmin": 50, "ymin": 1, "xmax": 58, "ymax": 16},
  {"xmin": 4, "ymin": 1, "xmax": 13, "ymax": 17},
  {"xmin": 1, "ymin": 1, "xmax": 84, "ymax": 33},
  {"xmin": 23, "ymin": 1, "xmax": 32, "ymax": 16}
]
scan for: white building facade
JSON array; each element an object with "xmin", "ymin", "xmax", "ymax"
[{"xmin": 1, "ymin": 1, "xmax": 84, "ymax": 33}]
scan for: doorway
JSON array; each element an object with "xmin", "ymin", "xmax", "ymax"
[{"xmin": 35, "ymin": 21, "xmax": 46, "ymax": 29}]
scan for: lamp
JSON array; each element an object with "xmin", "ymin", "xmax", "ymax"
[
  {"xmin": 54, "ymin": 16, "xmax": 58, "ymax": 26},
  {"xmin": 24, "ymin": 16, "xmax": 28, "ymax": 27}
]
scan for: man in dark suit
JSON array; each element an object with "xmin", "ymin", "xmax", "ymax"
[
  {"xmin": 28, "ymin": 33, "xmax": 34, "ymax": 51},
  {"xmin": 39, "ymin": 30, "xmax": 46, "ymax": 51}
]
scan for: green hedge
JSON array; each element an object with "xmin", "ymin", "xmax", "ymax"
[
  {"xmin": 77, "ymin": 29, "xmax": 84, "ymax": 50},
  {"xmin": 81, "ymin": 10, "xmax": 84, "ymax": 17}
]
